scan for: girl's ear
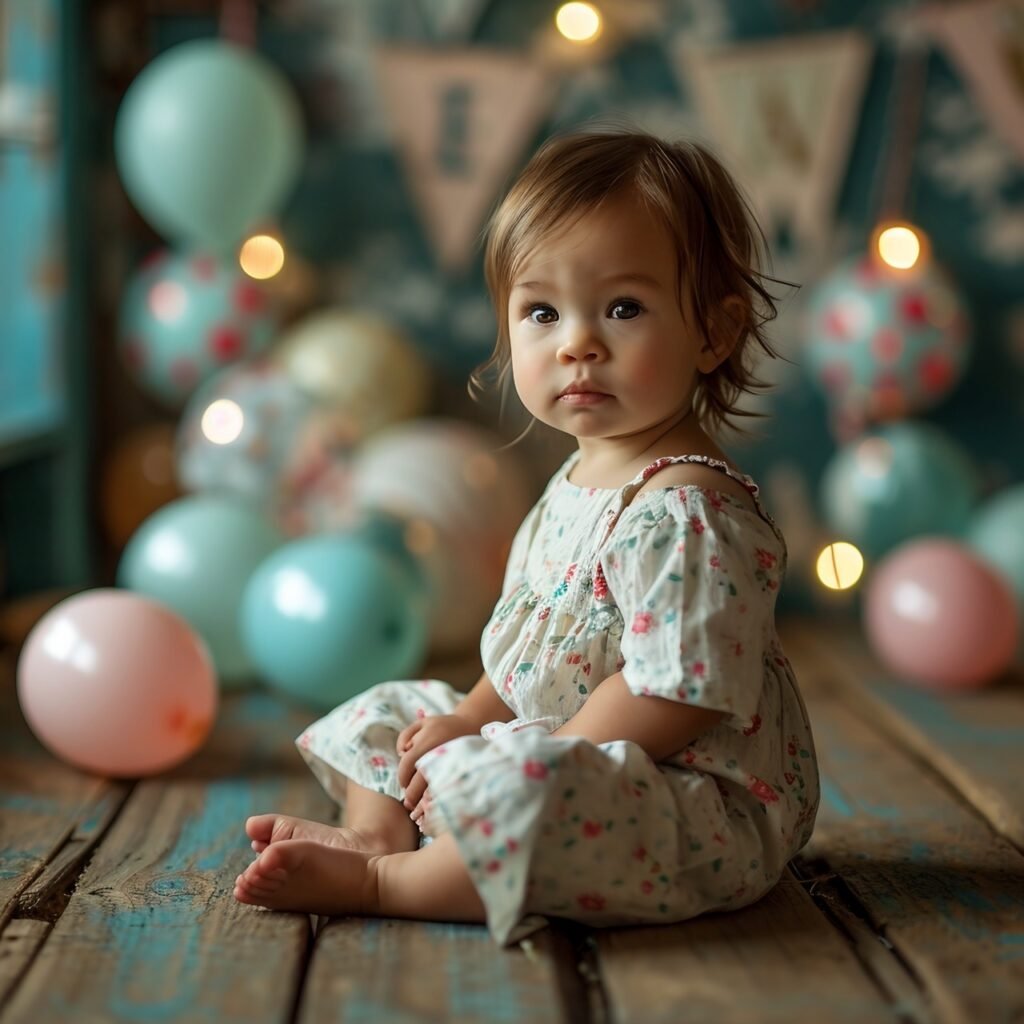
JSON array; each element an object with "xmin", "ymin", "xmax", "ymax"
[{"xmin": 697, "ymin": 295, "xmax": 747, "ymax": 373}]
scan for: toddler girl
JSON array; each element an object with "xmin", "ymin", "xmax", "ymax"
[{"xmin": 234, "ymin": 127, "xmax": 820, "ymax": 946}]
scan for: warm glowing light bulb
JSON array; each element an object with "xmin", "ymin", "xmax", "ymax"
[
  {"xmin": 201, "ymin": 399, "xmax": 244, "ymax": 445},
  {"xmin": 816, "ymin": 542, "xmax": 864, "ymax": 591},
  {"xmin": 239, "ymin": 234, "xmax": 286, "ymax": 280},
  {"xmin": 877, "ymin": 225, "xmax": 921, "ymax": 270},
  {"xmin": 556, "ymin": 2, "xmax": 602, "ymax": 43}
]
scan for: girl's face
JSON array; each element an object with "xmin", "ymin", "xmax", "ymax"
[{"xmin": 507, "ymin": 192, "xmax": 721, "ymax": 444}]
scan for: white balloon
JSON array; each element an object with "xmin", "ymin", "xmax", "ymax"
[{"xmin": 349, "ymin": 419, "xmax": 533, "ymax": 654}]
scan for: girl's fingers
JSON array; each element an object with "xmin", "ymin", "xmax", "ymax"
[
  {"xmin": 396, "ymin": 720, "xmax": 421, "ymax": 753},
  {"xmin": 403, "ymin": 770, "xmax": 427, "ymax": 811},
  {"xmin": 411, "ymin": 788, "xmax": 431, "ymax": 822},
  {"xmin": 397, "ymin": 749, "xmax": 415, "ymax": 788}
]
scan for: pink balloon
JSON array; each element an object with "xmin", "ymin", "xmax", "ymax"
[
  {"xmin": 17, "ymin": 589, "xmax": 217, "ymax": 776},
  {"xmin": 865, "ymin": 538, "xmax": 1019, "ymax": 690}
]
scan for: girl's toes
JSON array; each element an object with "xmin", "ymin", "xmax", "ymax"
[
  {"xmin": 242, "ymin": 856, "xmax": 289, "ymax": 891},
  {"xmin": 245, "ymin": 813, "xmax": 277, "ymax": 845}
]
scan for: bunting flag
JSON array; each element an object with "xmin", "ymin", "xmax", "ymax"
[
  {"xmin": 920, "ymin": 0, "xmax": 1024, "ymax": 165},
  {"xmin": 676, "ymin": 31, "xmax": 873, "ymax": 253},
  {"xmin": 375, "ymin": 47, "xmax": 553, "ymax": 274},
  {"xmin": 416, "ymin": 0, "xmax": 490, "ymax": 40}
]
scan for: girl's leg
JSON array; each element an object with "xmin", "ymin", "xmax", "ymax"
[
  {"xmin": 246, "ymin": 779, "xmax": 420, "ymax": 855},
  {"xmin": 374, "ymin": 833, "xmax": 486, "ymax": 923},
  {"xmin": 344, "ymin": 778, "xmax": 420, "ymax": 853},
  {"xmin": 235, "ymin": 832, "xmax": 485, "ymax": 924}
]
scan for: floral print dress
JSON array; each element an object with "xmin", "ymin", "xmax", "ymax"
[{"xmin": 296, "ymin": 451, "xmax": 820, "ymax": 946}]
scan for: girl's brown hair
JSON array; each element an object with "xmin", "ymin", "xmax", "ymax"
[{"xmin": 469, "ymin": 126, "xmax": 793, "ymax": 438}]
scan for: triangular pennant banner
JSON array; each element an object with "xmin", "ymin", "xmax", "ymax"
[
  {"xmin": 920, "ymin": 0, "xmax": 1024, "ymax": 164},
  {"xmin": 416, "ymin": 0, "xmax": 490, "ymax": 40},
  {"xmin": 676, "ymin": 31, "xmax": 873, "ymax": 252},
  {"xmin": 376, "ymin": 47, "xmax": 553, "ymax": 273}
]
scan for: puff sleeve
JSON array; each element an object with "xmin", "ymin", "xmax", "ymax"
[{"xmin": 600, "ymin": 487, "xmax": 784, "ymax": 731}]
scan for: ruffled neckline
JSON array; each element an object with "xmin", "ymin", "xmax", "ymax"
[{"xmin": 557, "ymin": 450, "xmax": 786, "ymax": 553}]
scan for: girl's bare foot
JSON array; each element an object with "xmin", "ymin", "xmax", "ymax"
[
  {"xmin": 245, "ymin": 813, "xmax": 400, "ymax": 856},
  {"xmin": 233, "ymin": 839, "xmax": 380, "ymax": 916}
]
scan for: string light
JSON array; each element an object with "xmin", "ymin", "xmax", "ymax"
[
  {"xmin": 555, "ymin": 2, "xmax": 602, "ymax": 43},
  {"xmin": 239, "ymin": 234, "xmax": 286, "ymax": 280},
  {"xmin": 874, "ymin": 222, "xmax": 927, "ymax": 271},
  {"xmin": 201, "ymin": 399, "xmax": 244, "ymax": 445},
  {"xmin": 815, "ymin": 542, "xmax": 864, "ymax": 591}
]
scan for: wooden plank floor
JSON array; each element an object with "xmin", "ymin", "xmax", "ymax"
[{"xmin": 1, "ymin": 617, "xmax": 1022, "ymax": 1023}]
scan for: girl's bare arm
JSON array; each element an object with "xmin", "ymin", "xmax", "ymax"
[{"xmin": 452, "ymin": 671, "xmax": 518, "ymax": 728}]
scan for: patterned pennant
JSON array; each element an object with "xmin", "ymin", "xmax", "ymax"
[
  {"xmin": 920, "ymin": 0, "xmax": 1024, "ymax": 164},
  {"xmin": 676, "ymin": 30, "xmax": 873, "ymax": 253},
  {"xmin": 375, "ymin": 47, "xmax": 553, "ymax": 273}
]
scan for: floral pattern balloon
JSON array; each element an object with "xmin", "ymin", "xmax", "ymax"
[
  {"xmin": 119, "ymin": 249, "xmax": 278, "ymax": 406},
  {"xmin": 176, "ymin": 357, "xmax": 359, "ymax": 531},
  {"xmin": 804, "ymin": 255, "xmax": 971, "ymax": 433}
]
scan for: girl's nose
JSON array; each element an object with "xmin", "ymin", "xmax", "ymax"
[{"xmin": 556, "ymin": 323, "xmax": 607, "ymax": 363}]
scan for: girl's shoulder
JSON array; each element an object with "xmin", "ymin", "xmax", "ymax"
[
  {"xmin": 615, "ymin": 460, "xmax": 787, "ymax": 561},
  {"xmin": 632, "ymin": 459, "xmax": 758, "ymax": 515}
]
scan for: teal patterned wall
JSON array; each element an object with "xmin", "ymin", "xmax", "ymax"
[{"xmin": 0, "ymin": 0, "xmax": 63, "ymax": 446}]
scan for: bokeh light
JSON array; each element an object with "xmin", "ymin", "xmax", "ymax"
[
  {"xmin": 876, "ymin": 224, "xmax": 923, "ymax": 270},
  {"xmin": 239, "ymin": 234, "xmax": 286, "ymax": 280},
  {"xmin": 555, "ymin": 2, "xmax": 602, "ymax": 43},
  {"xmin": 200, "ymin": 399, "xmax": 244, "ymax": 446},
  {"xmin": 816, "ymin": 541, "xmax": 865, "ymax": 591}
]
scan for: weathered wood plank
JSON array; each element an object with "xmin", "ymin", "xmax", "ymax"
[
  {"xmin": 786, "ymin": 619, "xmax": 1024, "ymax": 851},
  {"xmin": 791, "ymin": 863, "xmax": 935, "ymax": 1022},
  {"xmin": 0, "ymin": 653, "xmax": 131, "ymax": 932},
  {"xmin": 786, "ymin": 633, "xmax": 1024, "ymax": 1024},
  {"xmin": 0, "ymin": 920, "xmax": 48, "ymax": 1007},
  {"xmin": 2, "ymin": 690, "xmax": 336, "ymax": 1024},
  {"xmin": 592, "ymin": 870, "xmax": 900, "ymax": 1024},
  {"xmin": 301, "ymin": 918, "xmax": 581, "ymax": 1023}
]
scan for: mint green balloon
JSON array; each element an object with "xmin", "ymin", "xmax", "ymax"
[
  {"xmin": 118, "ymin": 495, "xmax": 283, "ymax": 685},
  {"xmin": 821, "ymin": 421, "xmax": 978, "ymax": 560},
  {"xmin": 240, "ymin": 533, "xmax": 429, "ymax": 710},
  {"xmin": 968, "ymin": 485, "xmax": 1024, "ymax": 603},
  {"xmin": 115, "ymin": 40, "xmax": 303, "ymax": 251}
]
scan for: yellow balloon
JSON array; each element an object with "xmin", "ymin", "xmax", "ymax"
[{"xmin": 273, "ymin": 311, "xmax": 431, "ymax": 439}]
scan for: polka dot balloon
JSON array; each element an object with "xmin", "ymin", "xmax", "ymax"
[
  {"xmin": 119, "ymin": 249, "xmax": 278, "ymax": 406},
  {"xmin": 803, "ymin": 254, "xmax": 971, "ymax": 429}
]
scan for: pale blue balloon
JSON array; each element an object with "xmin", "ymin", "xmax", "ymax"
[
  {"xmin": 240, "ymin": 533, "xmax": 430, "ymax": 709},
  {"xmin": 968, "ymin": 485, "xmax": 1024, "ymax": 661},
  {"xmin": 118, "ymin": 495, "xmax": 283, "ymax": 685},
  {"xmin": 115, "ymin": 40, "xmax": 303, "ymax": 251},
  {"xmin": 968, "ymin": 485, "xmax": 1024, "ymax": 601},
  {"xmin": 821, "ymin": 421, "xmax": 978, "ymax": 560}
]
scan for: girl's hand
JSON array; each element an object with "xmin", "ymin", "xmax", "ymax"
[
  {"xmin": 396, "ymin": 714, "xmax": 479, "ymax": 812},
  {"xmin": 409, "ymin": 789, "xmax": 433, "ymax": 828}
]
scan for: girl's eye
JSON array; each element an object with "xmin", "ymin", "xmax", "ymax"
[
  {"xmin": 609, "ymin": 300, "xmax": 642, "ymax": 320},
  {"xmin": 527, "ymin": 304, "xmax": 558, "ymax": 325}
]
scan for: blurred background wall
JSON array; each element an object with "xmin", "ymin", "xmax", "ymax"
[{"xmin": 1, "ymin": 0, "xmax": 1022, "ymax": 634}]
